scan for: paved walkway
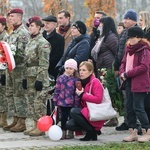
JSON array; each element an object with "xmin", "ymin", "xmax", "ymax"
[{"xmin": 0, "ymin": 117, "xmax": 129, "ymax": 150}]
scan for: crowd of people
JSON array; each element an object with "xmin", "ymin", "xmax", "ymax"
[{"xmin": 0, "ymin": 7, "xmax": 149, "ymax": 143}]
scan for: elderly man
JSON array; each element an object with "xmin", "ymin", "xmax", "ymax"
[{"xmin": 42, "ymin": 15, "xmax": 64, "ymax": 79}]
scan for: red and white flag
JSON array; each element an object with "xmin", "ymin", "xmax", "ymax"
[{"xmin": 52, "ymin": 106, "xmax": 57, "ymax": 125}]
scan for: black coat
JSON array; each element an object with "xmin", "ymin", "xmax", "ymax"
[
  {"xmin": 56, "ymin": 34, "xmax": 90, "ymax": 74},
  {"xmin": 144, "ymin": 28, "xmax": 150, "ymax": 41},
  {"xmin": 43, "ymin": 29, "xmax": 65, "ymax": 79}
]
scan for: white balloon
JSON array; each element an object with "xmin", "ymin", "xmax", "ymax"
[{"xmin": 48, "ymin": 125, "xmax": 63, "ymax": 141}]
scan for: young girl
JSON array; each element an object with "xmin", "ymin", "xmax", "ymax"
[
  {"xmin": 53, "ymin": 59, "xmax": 80, "ymax": 139},
  {"xmin": 120, "ymin": 26, "xmax": 150, "ymax": 142}
]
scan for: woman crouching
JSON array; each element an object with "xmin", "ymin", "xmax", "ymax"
[{"xmin": 66, "ymin": 61, "xmax": 105, "ymax": 141}]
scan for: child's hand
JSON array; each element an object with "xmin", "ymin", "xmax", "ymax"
[{"xmin": 76, "ymin": 88, "xmax": 84, "ymax": 96}]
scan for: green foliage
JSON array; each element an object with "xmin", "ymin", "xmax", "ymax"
[{"xmin": 98, "ymin": 67, "xmax": 124, "ymax": 115}]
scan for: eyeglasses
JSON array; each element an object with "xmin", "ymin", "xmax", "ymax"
[
  {"xmin": 71, "ymin": 27, "xmax": 77, "ymax": 30},
  {"xmin": 72, "ymin": 23, "xmax": 80, "ymax": 31}
]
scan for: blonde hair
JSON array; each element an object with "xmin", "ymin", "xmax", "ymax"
[
  {"xmin": 79, "ymin": 61, "xmax": 94, "ymax": 73},
  {"xmin": 139, "ymin": 11, "xmax": 150, "ymax": 31}
]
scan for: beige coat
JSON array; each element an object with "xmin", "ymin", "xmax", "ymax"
[{"xmin": 56, "ymin": 27, "xmax": 72, "ymax": 50}]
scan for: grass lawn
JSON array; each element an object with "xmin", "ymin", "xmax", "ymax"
[{"xmin": 48, "ymin": 142, "xmax": 150, "ymax": 150}]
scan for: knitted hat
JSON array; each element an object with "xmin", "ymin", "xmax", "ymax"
[
  {"xmin": 127, "ymin": 26, "xmax": 144, "ymax": 38},
  {"xmin": 26, "ymin": 16, "xmax": 41, "ymax": 27},
  {"xmin": 124, "ymin": 9, "xmax": 137, "ymax": 21},
  {"xmin": 0, "ymin": 17, "xmax": 6, "ymax": 24},
  {"xmin": 42, "ymin": 15, "xmax": 57, "ymax": 22},
  {"xmin": 72, "ymin": 21, "xmax": 87, "ymax": 34},
  {"xmin": 8, "ymin": 8, "xmax": 23, "ymax": 15},
  {"xmin": 64, "ymin": 59, "xmax": 77, "ymax": 70}
]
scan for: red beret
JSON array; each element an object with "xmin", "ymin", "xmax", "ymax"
[
  {"xmin": 0, "ymin": 17, "xmax": 6, "ymax": 24},
  {"xmin": 8, "ymin": 8, "xmax": 23, "ymax": 15},
  {"xmin": 26, "ymin": 16, "xmax": 41, "ymax": 27}
]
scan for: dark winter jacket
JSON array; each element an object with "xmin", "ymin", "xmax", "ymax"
[
  {"xmin": 120, "ymin": 42, "xmax": 150, "ymax": 92},
  {"xmin": 56, "ymin": 34, "xmax": 90, "ymax": 74},
  {"xmin": 114, "ymin": 29, "xmax": 128, "ymax": 71},
  {"xmin": 143, "ymin": 28, "xmax": 150, "ymax": 41},
  {"xmin": 95, "ymin": 31, "xmax": 118, "ymax": 70},
  {"xmin": 43, "ymin": 29, "xmax": 65, "ymax": 79},
  {"xmin": 114, "ymin": 24, "xmax": 139, "ymax": 71}
]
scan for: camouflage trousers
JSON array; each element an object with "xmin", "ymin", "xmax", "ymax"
[
  {"xmin": 5, "ymin": 67, "xmax": 27, "ymax": 117},
  {"xmin": 0, "ymin": 70, "xmax": 7, "ymax": 112},
  {"xmin": 26, "ymin": 76, "xmax": 49, "ymax": 121}
]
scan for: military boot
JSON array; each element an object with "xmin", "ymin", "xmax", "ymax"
[
  {"xmin": 3, "ymin": 116, "xmax": 18, "ymax": 131},
  {"xmin": 0, "ymin": 112, "xmax": 7, "ymax": 127},
  {"xmin": 61, "ymin": 130, "xmax": 66, "ymax": 140},
  {"xmin": 123, "ymin": 128, "xmax": 138, "ymax": 142},
  {"xmin": 24, "ymin": 120, "xmax": 36, "ymax": 135},
  {"xmin": 66, "ymin": 130, "xmax": 74, "ymax": 139},
  {"xmin": 10, "ymin": 117, "xmax": 26, "ymax": 132},
  {"xmin": 29, "ymin": 127, "xmax": 45, "ymax": 136},
  {"xmin": 138, "ymin": 129, "xmax": 150, "ymax": 143}
]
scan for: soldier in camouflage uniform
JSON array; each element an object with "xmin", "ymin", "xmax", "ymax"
[
  {"xmin": 23, "ymin": 16, "xmax": 51, "ymax": 136},
  {"xmin": 0, "ymin": 17, "xmax": 9, "ymax": 127},
  {"xmin": 3, "ymin": 8, "xmax": 29, "ymax": 132}
]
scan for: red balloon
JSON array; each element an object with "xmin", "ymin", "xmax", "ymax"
[{"xmin": 37, "ymin": 116, "xmax": 53, "ymax": 132}]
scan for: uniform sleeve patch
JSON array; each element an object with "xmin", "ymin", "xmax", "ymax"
[{"xmin": 44, "ymin": 44, "xmax": 49, "ymax": 48}]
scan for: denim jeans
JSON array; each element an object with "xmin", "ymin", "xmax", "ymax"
[{"xmin": 125, "ymin": 79, "xmax": 150, "ymax": 130}]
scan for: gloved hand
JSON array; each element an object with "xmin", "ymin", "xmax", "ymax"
[
  {"xmin": 22, "ymin": 79, "xmax": 27, "ymax": 89},
  {"xmin": 34, "ymin": 80, "xmax": 43, "ymax": 91},
  {"xmin": 0, "ymin": 74, "xmax": 6, "ymax": 86}
]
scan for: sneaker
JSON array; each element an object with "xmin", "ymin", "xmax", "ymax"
[{"xmin": 116, "ymin": 123, "xmax": 129, "ymax": 131}]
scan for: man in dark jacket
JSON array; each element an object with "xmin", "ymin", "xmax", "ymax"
[
  {"xmin": 114, "ymin": 9, "xmax": 140, "ymax": 131},
  {"xmin": 42, "ymin": 15, "xmax": 65, "ymax": 80}
]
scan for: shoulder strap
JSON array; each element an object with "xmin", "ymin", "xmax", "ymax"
[{"xmin": 89, "ymin": 78, "xmax": 104, "ymax": 94}]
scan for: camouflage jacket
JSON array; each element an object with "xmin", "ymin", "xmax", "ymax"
[
  {"xmin": 7, "ymin": 24, "xmax": 29, "ymax": 66},
  {"xmin": 25, "ymin": 33, "xmax": 51, "ymax": 87},
  {"xmin": 0, "ymin": 30, "xmax": 8, "ymax": 41}
]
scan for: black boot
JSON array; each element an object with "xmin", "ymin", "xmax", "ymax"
[{"xmin": 80, "ymin": 130, "xmax": 97, "ymax": 141}]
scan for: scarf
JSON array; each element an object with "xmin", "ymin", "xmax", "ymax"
[
  {"xmin": 126, "ymin": 41, "xmax": 147, "ymax": 56},
  {"xmin": 58, "ymin": 24, "xmax": 71, "ymax": 36},
  {"xmin": 30, "ymin": 33, "xmax": 40, "ymax": 39},
  {"xmin": 81, "ymin": 74, "xmax": 92, "ymax": 88},
  {"xmin": 125, "ymin": 53, "xmax": 134, "ymax": 72},
  {"xmin": 13, "ymin": 24, "xmax": 22, "ymax": 31},
  {"xmin": 91, "ymin": 36, "xmax": 104, "ymax": 61}
]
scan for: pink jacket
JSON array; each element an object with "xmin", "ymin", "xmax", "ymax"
[{"xmin": 80, "ymin": 75, "xmax": 105, "ymax": 131}]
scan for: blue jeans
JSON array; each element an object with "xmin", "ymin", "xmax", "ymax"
[{"xmin": 125, "ymin": 79, "xmax": 150, "ymax": 130}]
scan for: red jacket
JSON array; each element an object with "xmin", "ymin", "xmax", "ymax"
[
  {"xmin": 80, "ymin": 75, "xmax": 105, "ymax": 131},
  {"xmin": 120, "ymin": 42, "xmax": 150, "ymax": 92}
]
